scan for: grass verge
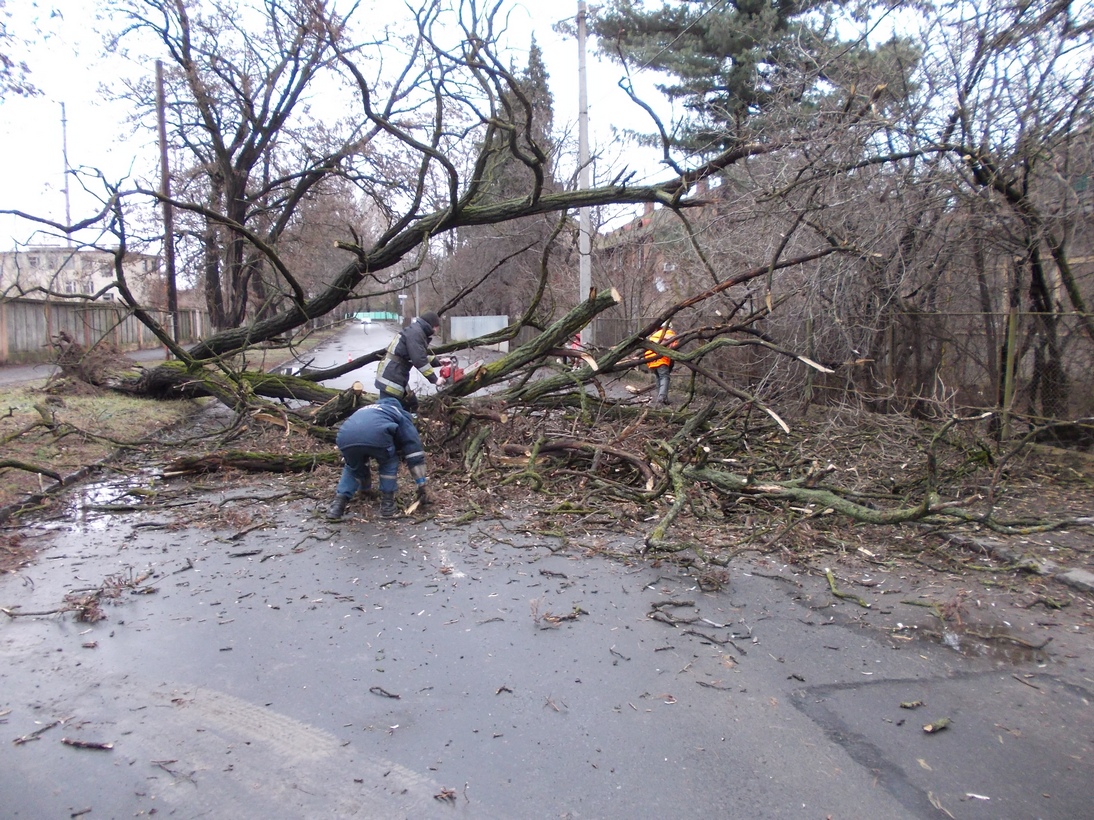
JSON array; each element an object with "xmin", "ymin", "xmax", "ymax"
[{"xmin": 0, "ymin": 380, "xmax": 202, "ymax": 516}]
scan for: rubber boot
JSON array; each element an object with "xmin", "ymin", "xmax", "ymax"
[
  {"xmin": 326, "ymin": 494, "xmax": 350, "ymax": 520},
  {"xmin": 380, "ymin": 491, "xmax": 397, "ymax": 518}
]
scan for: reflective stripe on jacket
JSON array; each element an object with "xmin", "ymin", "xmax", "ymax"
[{"xmin": 375, "ymin": 317, "xmax": 439, "ymax": 397}]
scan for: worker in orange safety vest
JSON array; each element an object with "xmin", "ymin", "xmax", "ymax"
[{"xmin": 644, "ymin": 320, "xmax": 679, "ymax": 405}]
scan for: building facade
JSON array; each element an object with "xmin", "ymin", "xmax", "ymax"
[{"xmin": 0, "ymin": 246, "xmax": 162, "ymax": 306}]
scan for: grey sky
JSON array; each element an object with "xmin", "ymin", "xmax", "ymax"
[{"xmin": 0, "ymin": 1, "xmax": 665, "ymax": 250}]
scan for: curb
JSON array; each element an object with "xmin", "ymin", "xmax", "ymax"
[{"xmin": 944, "ymin": 531, "xmax": 1094, "ymax": 595}]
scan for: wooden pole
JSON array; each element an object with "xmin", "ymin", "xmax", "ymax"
[{"xmin": 1001, "ymin": 306, "xmax": 1019, "ymax": 440}]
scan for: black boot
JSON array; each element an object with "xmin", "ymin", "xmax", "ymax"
[
  {"xmin": 327, "ymin": 494, "xmax": 350, "ymax": 520},
  {"xmin": 380, "ymin": 492, "xmax": 397, "ymax": 518}
]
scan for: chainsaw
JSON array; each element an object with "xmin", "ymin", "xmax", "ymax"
[{"xmin": 437, "ymin": 355, "xmax": 483, "ymax": 383}]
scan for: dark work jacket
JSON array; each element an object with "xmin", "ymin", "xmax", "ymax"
[
  {"xmin": 335, "ymin": 397, "xmax": 426, "ymax": 467},
  {"xmin": 375, "ymin": 317, "xmax": 440, "ymax": 398}
]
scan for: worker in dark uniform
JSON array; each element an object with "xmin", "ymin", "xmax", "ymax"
[
  {"xmin": 375, "ymin": 310, "xmax": 445, "ymax": 400},
  {"xmin": 326, "ymin": 396, "xmax": 430, "ymax": 520}
]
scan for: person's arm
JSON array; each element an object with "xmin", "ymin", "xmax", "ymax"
[
  {"xmin": 405, "ymin": 325, "xmax": 440, "ymax": 384},
  {"xmin": 395, "ymin": 413, "xmax": 429, "ymax": 496},
  {"xmin": 398, "ymin": 422, "xmax": 425, "ymax": 457}
]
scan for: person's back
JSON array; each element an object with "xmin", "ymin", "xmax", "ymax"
[
  {"xmin": 375, "ymin": 311, "xmax": 444, "ymax": 399},
  {"xmin": 336, "ymin": 399, "xmax": 405, "ymax": 455}
]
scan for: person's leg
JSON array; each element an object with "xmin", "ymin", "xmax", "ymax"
[
  {"xmin": 655, "ymin": 367, "xmax": 671, "ymax": 403},
  {"xmin": 328, "ymin": 457, "xmax": 358, "ymax": 518},
  {"xmin": 329, "ymin": 447, "xmax": 384, "ymax": 519},
  {"xmin": 336, "ymin": 446, "xmax": 373, "ymax": 497},
  {"xmin": 377, "ymin": 452, "xmax": 400, "ymax": 517},
  {"xmin": 356, "ymin": 460, "xmax": 376, "ymax": 498}
]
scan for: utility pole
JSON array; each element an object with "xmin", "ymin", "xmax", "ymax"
[
  {"xmin": 156, "ymin": 60, "xmax": 179, "ymax": 343},
  {"xmin": 60, "ymin": 103, "xmax": 71, "ymax": 246},
  {"xmin": 577, "ymin": 1, "xmax": 594, "ymax": 345}
]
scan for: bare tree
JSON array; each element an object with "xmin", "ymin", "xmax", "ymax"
[
  {"xmin": 0, "ymin": 0, "xmax": 40, "ymax": 99},
  {"xmin": 108, "ymin": 0, "xmax": 379, "ymax": 329}
]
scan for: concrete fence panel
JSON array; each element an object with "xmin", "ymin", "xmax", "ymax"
[{"xmin": 0, "ymin": 297, "xmax": 208, "ymax": 364}]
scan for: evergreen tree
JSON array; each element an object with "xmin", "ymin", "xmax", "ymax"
[
  {"xmin": 589, "ymin": 0, "xmax": 914, "ymax": 151},
  {"xmin": 474, "ymin": 37, "xmax": 556, "ymax": 205}
]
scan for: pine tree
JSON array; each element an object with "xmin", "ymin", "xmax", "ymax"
[{"xmin": 589, "ymin": 0, "xmax": 915, "ymax": 151}]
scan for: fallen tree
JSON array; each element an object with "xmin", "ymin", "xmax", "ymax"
[
  {"xmin": 33, "ymin": 284, "xmax": 1090, "ymax": 556},
  {"xmin": 4, "ymin": 2, "xmax": 1090, "ymax": 564}
]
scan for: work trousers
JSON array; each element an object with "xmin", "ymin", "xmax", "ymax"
[
  {"xmin": 336, "ymin": 445, "xmax": 399, "ymax": 497},
  {"xmin": 653, "ymin": 366, "xmax": 671, "ymax": 402}
]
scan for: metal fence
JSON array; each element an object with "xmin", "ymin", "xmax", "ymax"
[{"xmin": 0, "ymin": 297, "xmax": 208, "ymax": 364}]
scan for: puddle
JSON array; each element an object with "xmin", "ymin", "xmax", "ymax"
[
  {"xmin": 920, "ymin": 622, "xmax": 1051, "ymax": 664},
  {"xmin": 66, "ymin": 470, "xmax": 162, "ymax": 533}
]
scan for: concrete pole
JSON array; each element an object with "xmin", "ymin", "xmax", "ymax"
[
  {"xmin": 61, "ymin": 103, "xmax": 71, "ymax": 246},
  {"xmin": 577, "ymin": 1, "xmax": 594, "ymax": 345},
  {"xmin": 156, "ymin": 60, "xmax": 180, "ymax": 343}
]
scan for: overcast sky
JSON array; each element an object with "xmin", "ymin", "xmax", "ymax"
[{"xmin": 0, "ymin": 1, "xmax": 666, "ymax": 250}]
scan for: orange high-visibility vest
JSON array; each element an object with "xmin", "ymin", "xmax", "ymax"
[{"xmin": 644, "ymin": 327, "xmax": 677, "ymax": 369}]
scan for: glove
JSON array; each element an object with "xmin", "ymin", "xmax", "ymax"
[{"xmin": 434, "ymin": 376, "xmax": 447, "ymax": 388}]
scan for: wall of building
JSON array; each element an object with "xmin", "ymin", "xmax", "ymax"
[{"xmin": 0, "ymin": 246, "xmax": 161, "ymax": 306}]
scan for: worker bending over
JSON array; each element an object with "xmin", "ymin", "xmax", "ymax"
[{"xmin": 327, "ymin": 396, "xmax": 429, "ymax": 520}]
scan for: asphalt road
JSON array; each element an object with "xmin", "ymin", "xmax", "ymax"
[
  {"xmin": 3, "ymin": 480, "xmax": 1092, "ymax": 819},
  {"xmin": 280, "ymin": 320, "xmax": 447, "ymax": 394},
  {"xmin": 1, "ymin": 325, "xmax": 1092, "ymax": 818}
]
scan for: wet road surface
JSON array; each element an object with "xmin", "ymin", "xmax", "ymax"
[
  {"xmin": 280, "ymin": 320, "xmax": 445, "ymax": 394},
  {"xmin": 2, "ymin": 471, "xmax": 1093, "ymax": 818},
  {"xmin": 2, "ymin": 323, "xmax": 1093, "ymax": 817}
]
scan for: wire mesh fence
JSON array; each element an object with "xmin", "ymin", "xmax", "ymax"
[{"xmin": 593, "ymin": 312, "xmax": 1093, "ymax": 440}]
